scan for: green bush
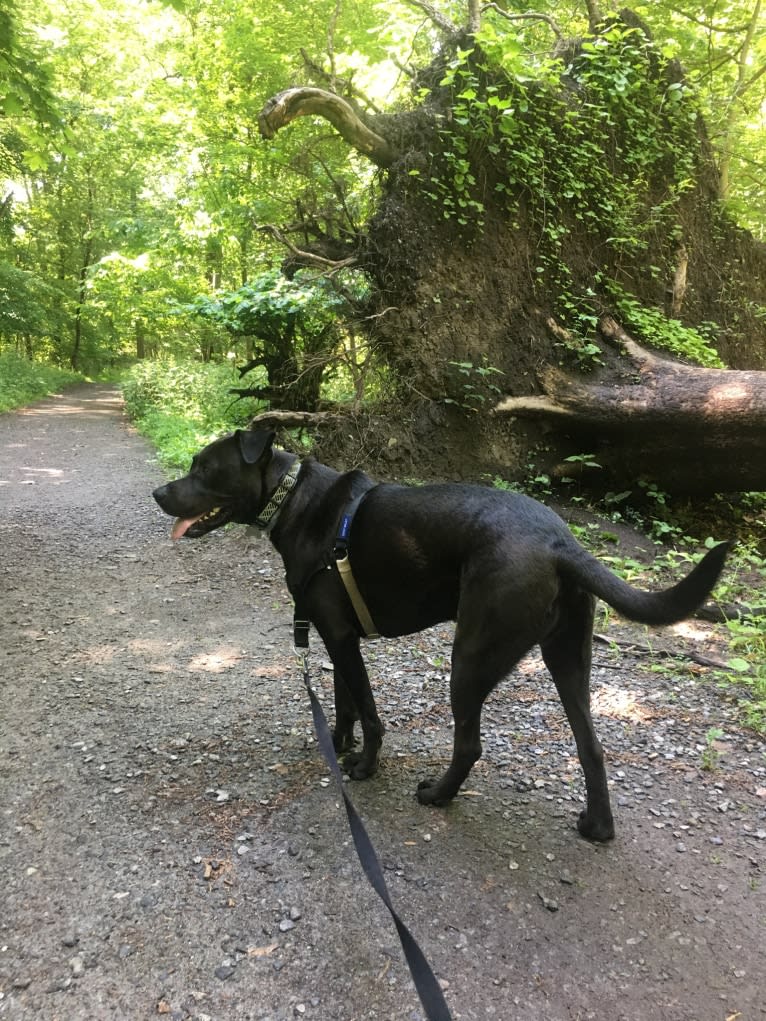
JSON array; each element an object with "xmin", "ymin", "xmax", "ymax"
[
  {"xmin": 0, "ymin": 352, "xmax": 81, "ymax": 412},
  {"xmin": 121, "ymin": 359, "xmax": 266, "ymax": 472}
]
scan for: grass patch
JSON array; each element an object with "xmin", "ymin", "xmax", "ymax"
[
  {"xmin": 0, "ymin": 352, "xmax": 82, "ymax": 412},
  {"xmin": 717, "ymin": 613, "xmax": 766, "ymax": 735},
  {"xmin": 605, "ymin": 539, "xmax": 766, "ymax": 734}
]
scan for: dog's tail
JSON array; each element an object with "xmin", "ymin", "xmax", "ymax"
[{"xmin": 560, "ymin": 541, "xmax": 731, "ymax": 626}]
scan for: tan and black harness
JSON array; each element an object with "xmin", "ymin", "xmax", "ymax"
[
  {"xmin": 255, "ymin": 459, "xmax": 379, "ymax": 641},
  {"xmin": 331, "ymin": 492, "xmax": 380, "ymax": 639}
]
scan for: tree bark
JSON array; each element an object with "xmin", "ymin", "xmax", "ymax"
[
  {"xmin": 248, "ymin": 409, "xmax": 342, "ymax": 430},
  {"xmin": 258, "ymin": 88, "xmax": 397, "ymax": 168},
  {"xmin": 584, "ymin": 0, "xmax": 603, "ymax": 33},
  {"xmin": 496, "ymin": 316, "xmax": 766, "ymax": 493}
]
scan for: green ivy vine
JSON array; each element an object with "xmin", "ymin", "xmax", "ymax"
[{"xmin": 419, "ymin": 21, "xmax": 706, "ymax": 357}]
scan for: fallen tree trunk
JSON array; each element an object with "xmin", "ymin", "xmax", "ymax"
[{"xmin": 496, "ymin": 317, "xmax": 766, "ymax": 493}]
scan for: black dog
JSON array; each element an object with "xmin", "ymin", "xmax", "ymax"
[{"xmin": 153, "ymin": 429, "xmax": 729, "ymax": 842}]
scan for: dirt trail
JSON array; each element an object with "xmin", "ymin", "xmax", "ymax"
[{"xmin": 0, "ymin": 384, "xmax": 764, "ymax": 1021}]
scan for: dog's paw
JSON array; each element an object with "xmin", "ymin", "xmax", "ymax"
[
  {"xmin": 332, "ymin": 730, "xmax": 357, "ymax": 756},
  {"xmin": 342, "ymin": 751, "xmax": 377, "ymax": 780},
  {"xmin": 416, "ymin": 779, "xmax": 453, "ymax": 807},
  {"xmin": 577, "ymin": 810, "xmax": 615, "ymax": 843}
]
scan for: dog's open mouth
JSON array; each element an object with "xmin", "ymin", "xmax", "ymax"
[{"xmin": 171, "ymin": 505, "xmax": 232, "ymax": 540}]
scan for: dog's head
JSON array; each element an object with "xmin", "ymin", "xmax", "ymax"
[{"xmin": 153, "ymin": 429, "xmax": 276, "ymax": 539}]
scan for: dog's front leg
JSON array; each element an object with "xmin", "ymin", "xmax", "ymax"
[
  {"xmin": 331, "ymin": 669, "xmax": 359, "ymax": 755},
  {"xmin": 321, "ymin": 633, "xmax": 384, "ymax": 780}
]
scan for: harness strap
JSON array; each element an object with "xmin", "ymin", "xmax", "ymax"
[
  {"xmin": 333, "ymin": 491, "xmax": 380, "ymax": 639},
  {"xmin": 336, "ymin": 557, "xmax": 380, "ymax": 638}
]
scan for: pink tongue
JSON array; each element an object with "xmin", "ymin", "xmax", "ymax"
[{"xmin": 171, "ymin": 515, "xmax": 203, "ymax": 541}]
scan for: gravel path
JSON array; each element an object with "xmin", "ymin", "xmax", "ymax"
[{"xmin": 0, "ymin": 384, "xmax": 764, "ymax": 1021}]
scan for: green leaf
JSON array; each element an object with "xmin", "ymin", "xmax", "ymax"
[
  {"xmin": 2, "ymin": 92, "xmax": 25, "ymax": 117},
  {"xmin": 726, "ymin": 658, "xmax": 751, "ymax": 673},
  {"xmin": 22, "ymin": 149, "xmax": 48, "ymax": 171}
]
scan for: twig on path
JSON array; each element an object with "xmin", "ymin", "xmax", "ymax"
[{"xmin": 593, "ymin": 632, "xmax": 730, "ymax": 671}]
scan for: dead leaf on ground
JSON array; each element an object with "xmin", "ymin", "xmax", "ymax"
[{"xmin": 248, "ymin": 942, "xmax": 279, "ymax": 957}]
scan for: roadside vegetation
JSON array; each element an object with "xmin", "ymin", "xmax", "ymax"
[
  {"xmin": 0, "ymin": 351, "xmax": 82, "ymax": 412},
  {"xmin": 121, "ymin": 360, "xmax": 265, "ymax": 472},
  {"xmin": 3, "ymin": 345, "xmax": 762, "ymax": 735}
]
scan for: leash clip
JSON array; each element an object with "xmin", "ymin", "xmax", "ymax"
[{"xmin": 293, "ymin": 615, "xmax": 311, "ymax": 674}]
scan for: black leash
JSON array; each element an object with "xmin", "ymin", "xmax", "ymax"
[{"xmin": 293, "ymin": 620, "xmax": 453, "ymax": 1021}]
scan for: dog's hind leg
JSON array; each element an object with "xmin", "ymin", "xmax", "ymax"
[
  {"xmin": 540, "ymin": 589, "xmax": 615, "ymax": 842},
  {"xmin": 417, "ymin": 625, "xmax": 532, "ymax": 807}
]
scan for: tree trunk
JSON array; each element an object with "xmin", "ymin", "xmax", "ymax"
[
  {"xmin": 70, "ymin": 175, "xmax": 96, "ymax": 371},
  {"xmin": 496, "ymin": 317, "xmax": 766, "ymax": 493},
  {"xmin": 716, "ymin": 0, "xmax": 762, "ymax": 201},
  {"xmin": 71, "ymin": 237, "xmax": 93, "ymax": 371},
  {"xmin": 135, "ymin": 319, "xmax": 146, "ymax": 360}
]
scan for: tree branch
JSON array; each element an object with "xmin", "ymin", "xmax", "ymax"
[
  {"xmin": 258, "ymin": 87, "xmax": 397, "ymax": 168},
  {"xmin": 299, "ymin": 47, "xmax": 384, "ymax": 114},
  {"xmin": 256, "ymin": 224, "xmax": 358, "ymax": 272},
  {"xmin": 481, "ymin": 4, "xmax": 563, "ymax": 40},
  {"xmin": 248, "ymin": 409, "xmax": 342, "ymax": 430},
  {"xmin": 740, "ymin": 59, "xmax": 766, "ymax": 97},
  {"xmin": 494, "ymin": 394, "xmax": 577, "ymax": 419},
  {"xmin": 326, "ymin": 0, "xmax": 342, "ymax": 92}
]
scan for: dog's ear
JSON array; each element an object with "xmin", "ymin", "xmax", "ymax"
[{"xmin": 236, "ymin": 429, "xmax": 275, "ymax": 465}]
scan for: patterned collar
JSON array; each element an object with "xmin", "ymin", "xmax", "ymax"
[{"xmin": 255, "ymin": 460, "xmax": 301, "ymax": 532}]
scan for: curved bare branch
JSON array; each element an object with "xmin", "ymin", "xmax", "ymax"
[
  {"xmin": 258, "ymin": 87, "xmax": 397, "ymax": 168},
  {"xmin": 256, "ymin": 224, "xmax": 358, "ymax": 273},
  {"xmin": 481, "ymin": 4, "xmax": 563, "ymax": 40},
  {"xmin": 248, "ymin": 409, "xmax": 342, "ymax": 430}
]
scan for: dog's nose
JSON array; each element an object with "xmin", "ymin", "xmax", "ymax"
[{"xmin": 153, "ymin": 484, "xmax": 168, "ymax": 505}]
